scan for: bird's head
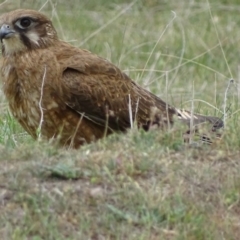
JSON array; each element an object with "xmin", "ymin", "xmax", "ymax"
[{"xmin": 0, "ymin": 9, "xmax": 58, "ymax": 56}]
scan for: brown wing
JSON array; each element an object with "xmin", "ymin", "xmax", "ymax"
[{"xmin": 56, "ymin": 43, "xmax": 176, "ymax": 131}]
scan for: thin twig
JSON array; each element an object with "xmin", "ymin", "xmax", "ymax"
[
  {"xmin": 168, "ymin": 17, "xmax": 186, "ymax": 87},
  {"xmin": 37, "ymin": 65, "xmax": 47, "ymax": 139},
  {"xmin": 207, "ymin": 0, "xmax": 232, "ymax": 79},
  {"xmin": 48, "ymin": 0, "xmax": 65, "ymax": 40},
  {"xmin": 69, "ymin": 113, "xmax": 84, "ymax": 149},
  {"xmin": 0, "ymin": 0, "xmax": 9, "ymax": 7},
  {"xmin": 165, "ymin": 71, "xmax": 170, "ymax": 130},
  {"xmin": 189, "ymin": 80, "xmax": 195, "ymax": 144},
  {"xmin": 126, "ymin": 44, "xmax": 229, "ymax": 79},
  {"xmin": 38, "ymin": 0, "xmax": 50, "ymax": 12},
  {"xmin": 184, "ymin": 99, "xmax": 223, "ymax": 114},
  {"xmin": 79, "ymin": 1, "xmax": 138, "ymax": 46},
  {"xmin": 140, "ymin": 11, "xmax": 177, "ymax": 80},
  {"xmin": 128, "ymin": 94, "xmax": 133, "ymax": 129},
  {"xmin": 134, "ymin": 97, "xmax": 140, "ymax": 128},
  {"xmin": 223, "ymin": 79, "xmax": 234, "ymax": 127},
  {"xmin": 104, "ymin": 106, "xmax": 109, "ymax": 138}
]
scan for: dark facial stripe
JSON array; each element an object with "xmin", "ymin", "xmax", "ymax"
[{"xmin": 20, "ymin": 33, "xmax": 32, "ymax": 49}]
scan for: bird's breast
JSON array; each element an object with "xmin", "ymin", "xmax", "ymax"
[{"xmin": 1, "ymin": 61, "xmax": 60, "ymax": 136}]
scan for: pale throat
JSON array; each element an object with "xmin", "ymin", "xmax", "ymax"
[
  {"xmin": 2, "ymin": 31, "xmax": 41, "ymax": 55},
  {"xmin": 2, "ymin": 37, "xmax": 27, "ymax": 55}
]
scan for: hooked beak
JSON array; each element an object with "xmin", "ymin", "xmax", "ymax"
[{"xmin": 0, "ymin": 24, "xmax": 16, "ymax": 42}]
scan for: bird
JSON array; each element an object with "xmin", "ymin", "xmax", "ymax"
[{"xmin": 0, "ymin": 9, "xmax": 223, "ymax": 148}]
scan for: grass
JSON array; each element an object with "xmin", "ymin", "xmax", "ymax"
[{"xmin": 1, "ymin": 0, "xmax": 240, "ymax": 239}]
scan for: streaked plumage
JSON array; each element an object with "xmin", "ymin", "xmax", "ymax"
[{"xmin": 0, "ymin": 9, "xmax": 223, "ymax": 148}]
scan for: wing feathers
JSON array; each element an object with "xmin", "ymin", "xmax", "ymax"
[
  {"xmin": 58, "ymin": 47, "xmax": 175, "ymax": 131},
  {"xmin": 57, "ymin": 43, "xmax": 223, "ymax": 141}
]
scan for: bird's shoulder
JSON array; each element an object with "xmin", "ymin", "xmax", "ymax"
[{"xmin": 50, "ymin": 41, "xmax": 132, "ymax": 82}]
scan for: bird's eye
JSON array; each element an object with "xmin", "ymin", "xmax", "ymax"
[
  {"xmin": 15, "ymin": 18, "xmax": 33, "ymax": 29},
  {"xmin": 20, "ymin": 18, "xmax": 31, "ymax": 28}
]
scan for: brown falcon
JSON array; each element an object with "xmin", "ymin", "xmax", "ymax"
[{"xmin": 0, "ymin": 9, "xmax": 223, "ymax": 148}]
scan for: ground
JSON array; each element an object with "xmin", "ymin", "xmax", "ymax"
[{"xmin": 0, "ymin": 0, "xmax": 240, "ymax": 239}]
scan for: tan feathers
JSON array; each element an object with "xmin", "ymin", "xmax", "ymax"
[{"xmin": 0, "ymin": 9, "xmax": 223, "ymax": 148}]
